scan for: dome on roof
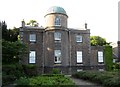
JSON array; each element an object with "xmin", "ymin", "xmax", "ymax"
[{"xmin": 45, "ymin": 6, "xmax": 67, "ymax": 16}]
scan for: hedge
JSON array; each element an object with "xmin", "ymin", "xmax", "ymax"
[
  {"xmin": 72, "ymin": 71, "xmax": 120, "ymax": 87},
  {"xmin": 104, "ymin": 46, "xmax": 113, "ymax": 71},
  {"xmin": 15, "ymin": 75, "xmax": 76, "ymax": 86}
]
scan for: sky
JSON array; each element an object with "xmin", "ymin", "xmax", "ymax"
[{"xmin": 0, "ymin": 0, "xmax": 119, "ymax": 43}]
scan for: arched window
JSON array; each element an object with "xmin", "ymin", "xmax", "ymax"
[{"xmin": 55, "ymin": 17, "xmax": 61, "ymax": 26}]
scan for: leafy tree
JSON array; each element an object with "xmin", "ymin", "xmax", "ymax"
[
  {"xmin": 90, "ymin": 36, "xmax": 110, "ymax": 46},
  {"xmin": 1, "ymin": 21, "xmax": 9, "ymax": 41},
  {"xmin": 2, "ymin": 40, "xmax": 28, "ymax": 64},
  {"xmin": 8, "ymin": 27, "xmax": 19, "ymax": 42},
  {"xmin": 1, "ymin": 21, "xmax": 19, "ymax": 42},
  {"xmin": 26, "ymin": 20, "xmax": 39, "ymax": 27}
]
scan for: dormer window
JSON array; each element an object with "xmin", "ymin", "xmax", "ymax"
[{"xmin": 55, "ymin": 17, "xmax": 61, "ymax": 26}]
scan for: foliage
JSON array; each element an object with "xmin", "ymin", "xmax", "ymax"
[
  {"xmin": 113, "ymin": 62, "xmax": 120, "ymax": 71},
  {"xmin": 2, "ymin": 40, "xmax": 28, "ymax": 64},
  {"xmin": 72, "ymin": 71, "xmax": 120, "ymax": 87},
  {"xmin": 22, "ymin": 64, "xmax": 37, "ymax": 77},
  {"xmin": 26, "ymin": 20, "xmax": 39, "ymax": 27},
  {"xmin": 2, "ymin": 64, "xmax": 25, "ymax": 86},
  {"xmin": 15, "ymin": 75, "xmax": 76, "ymax": 86},
  {"xmin": 90, "ymin": 36, "xmax": 110, "ymax": 46},
  {"xmin": 104, "ymin": 46, "xmax": 113, "ymax": 71},
  {"xmin": 1, "ymin": 21, "xmax": 19, "ymax": 42},
  {"xmin": 52, "ymin": 68, "xmax": 61, "ymax": 74}
]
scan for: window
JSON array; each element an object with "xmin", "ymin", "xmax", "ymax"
[
  {"xmin": 55, "ymin": 17, "xmax": 61, "ymax": 26},
  {"xmin": 54, "ymin": 32, "xmax": 61, "ymax": 42},
  {"xmin": 29, "ymin": 51, "xmax": 36, "ymax": 63},
  {"xmin": 76, "ymin": 35, "xmax": 82, "ymax": 42},
  {"xmin": 77, "ymin": 51, "xmax": 82, "ymax": 63},
  {"xmin": 30, "ymin": 34, "xmax": 36, "ymax": 42},
  {"xmin": 77, "ymin": 69, "xmax": 83, "ymax": 72},
  {"xmin": 54, "ymin": 50, "xmax": 61, "ymax": 63},
  {"xmin": 98, "ymin": 51, "xmax": 104, "ymax": 62}
]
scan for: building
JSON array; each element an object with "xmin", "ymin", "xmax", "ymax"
[{"xmin": 19, "ymin": 6, "xmax": 105, "ymax": 74}]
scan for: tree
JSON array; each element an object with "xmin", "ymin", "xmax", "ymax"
[
  {"xmin": 26, "ymin": 20, "xmax": 39, "ymax": 27},
  {"xmin": 1, "ymin": 21, "xmax": 19, "ymax": 42},
  {"xmin": 90, "ymin": 36, "xmax": 110, "ymax": 46},
  {"xmin": 8, "ymin": 27, "xmax": 19, "ymax": 42},
  {"xmin": 2, "ymin": 40, "xmax": 28, "ymax": 64},
  {"xmin": 1, "ymin": 21, "xmax": 9, "ymax": 41}
]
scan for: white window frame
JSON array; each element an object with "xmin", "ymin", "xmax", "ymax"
[
  {"xmin": 30, "ymin": 34, "xmax": 36, "ymax": 42},
  {"xmin": 55, "ymin": 17, "xmax": 61, "ymax": 26},
  {"xmin": 54, "ymin": 50, "xmax": 61, "ymax": 63},
  {"xmin": 29, "ymin": 51, "xmax": 36, "ymax": 63},
  {"xmin": 77, "ymin": 51, "xmax": 83, "ymax": 63},
  {"xmin": 54, "ymin": 32, "xmax": 61, "ymax": 41},
  {"xmin": 76, "ymin": 35, "xmax": 82, "ymax": 42},
  {"xmin": 98, "ymin": 51, "xmax": 104, "ymax": 63}
]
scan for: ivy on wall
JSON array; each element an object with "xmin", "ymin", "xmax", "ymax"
[{"xmin": 104, "ymin": 46, "xmax": 113, "ymax": 71}]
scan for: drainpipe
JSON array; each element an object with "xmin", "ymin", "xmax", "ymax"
[
  {"xmin": 69, "ymin": 30, "xmax": 72, "ymax": 74},
  {"xmin": 42, "ymin": 31, "xmax": 45, "ymax": 74}
]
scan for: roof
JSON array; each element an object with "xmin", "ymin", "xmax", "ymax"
[{"xmin": 45, "ymin": 6, "xmax": 67, "ymax": 16}]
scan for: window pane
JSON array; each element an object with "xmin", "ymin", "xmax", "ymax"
[
  {"xmin": 54, "ymin": 50, "xmax": 61, "ymax": 63},
  {"xmin": 55, "ymin": 17, "xmax": 61, "ymax": 25},
  {"xmin": 98, "ymin": 51, "xmax": 103, "ymax": 62},
  {"xmin": 76, "ymin": 35, "xmax": 82, "ymax": 42},
  {"xmin": 77, "ymin": 51, "xmax": 82, "ymax": 63},
  {"xmin": 30, "ymin": 34, "xmax": 36, "ymax": 42},
  {"xmin": 29, "ymin": 51, "xmax": 36, "ymax": 63},
  {"xmin": 54, "ymin": 32, "xmax": 61, "ymax": 41}
]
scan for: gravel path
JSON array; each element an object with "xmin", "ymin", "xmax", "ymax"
[{"xmin": 65, "ymin": 75, "xmax": 103, "ymax": 87}]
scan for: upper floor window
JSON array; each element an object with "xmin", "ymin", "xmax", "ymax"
[
  {"xmin": 77, "ymin": 51, "xmax": 83, "ymax": 63},
  {"xmin": 54, "ymin": 50, "xmax": 61, "ymax": 63},
  {"xmin": 29, "ymin": 51, "xmax": 36, "ymax": 63},
  {"xmin": 55, "ymin": 17, "xmax": 61, "ymax": 26},
  {"xmin": 30, "ymin": 34, "xmax": 36, "ymax": 42},
  {"xmin": 54, "ymin": 32, "xmax": 61, "ymax": 42},
  {"xmin": 76, "ymin": 35, "xmax": 82, "ymax": 42},
  {"xmin": 98, "ymin": 51, "xmax": 104, "ymax": 63}
]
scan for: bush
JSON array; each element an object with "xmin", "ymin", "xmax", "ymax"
[
  {"xmin": 22, "ymin": 64, "xmax": 37, "ymax": 77},
  {"xmin": 15, "ymin": 75, "xmax": 76, "ymax": 86},
  {"xmin": 2, "ymin": 64, "xmax": 25, "ymax": 86},
  {"xmin": 2, "ymin": 75, "xmax": 16, "ymax": 86},
  {"xmin": 72, "ymin": 71, "xmax": 120, "ymax": 87},
  {"xmin": 51, "ymin": 68, "xmax": 61, "ymax": 74}
]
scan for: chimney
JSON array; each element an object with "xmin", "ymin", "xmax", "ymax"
[
  {"xmin": 22, "ymin": 19, "xmax": 25, "ymax": 27},
  {"xmin": 85, "ymin": 23, "xmax": 87, "ymax": 29}
]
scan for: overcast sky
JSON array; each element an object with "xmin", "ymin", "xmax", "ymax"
[{"xmin": 0, "ymin": 0, "xmax": 119, "ymax": 43}]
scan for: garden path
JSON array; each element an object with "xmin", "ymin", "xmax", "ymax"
[{"xmin": 65, "ymin": 75, "xmax": 103, "ymax": 87}]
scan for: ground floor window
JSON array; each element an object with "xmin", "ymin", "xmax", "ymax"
[
  {"xmin": 29, "ymin": 51, "xmax": 36, "ymax": 63},
  {"xmin": 77, "ymin": 51, "xmax": 83, "ymax": 63},
  {"xmin": 54, "ymin": 50, "xmax": 61, "ymax": 63},
  {"xmin": 98, "ymin": 51, "xmax": 104, "ymax": 63}
]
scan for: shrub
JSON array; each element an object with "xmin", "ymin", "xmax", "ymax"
[
  {"xmin": 72, "ymin": 71, "xmax": 120, "ymax": 87},
  {"xmin": 51, "ymin": 68, "xmax": 61, "ymax": 74},
  {"xmin": 2, "ymin": 75, "xmax": 16, "ymax": 86},
  {"xmin": 22, "ymin": 64, "xmax": 37, "ymax": 77},
  {"xmin": 2, "ymin": 64, "xmax": 25, "ymax": 86},
  {"xmin": 15, "ymin": 75, "xmax": 76, "ymax": 86}
]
